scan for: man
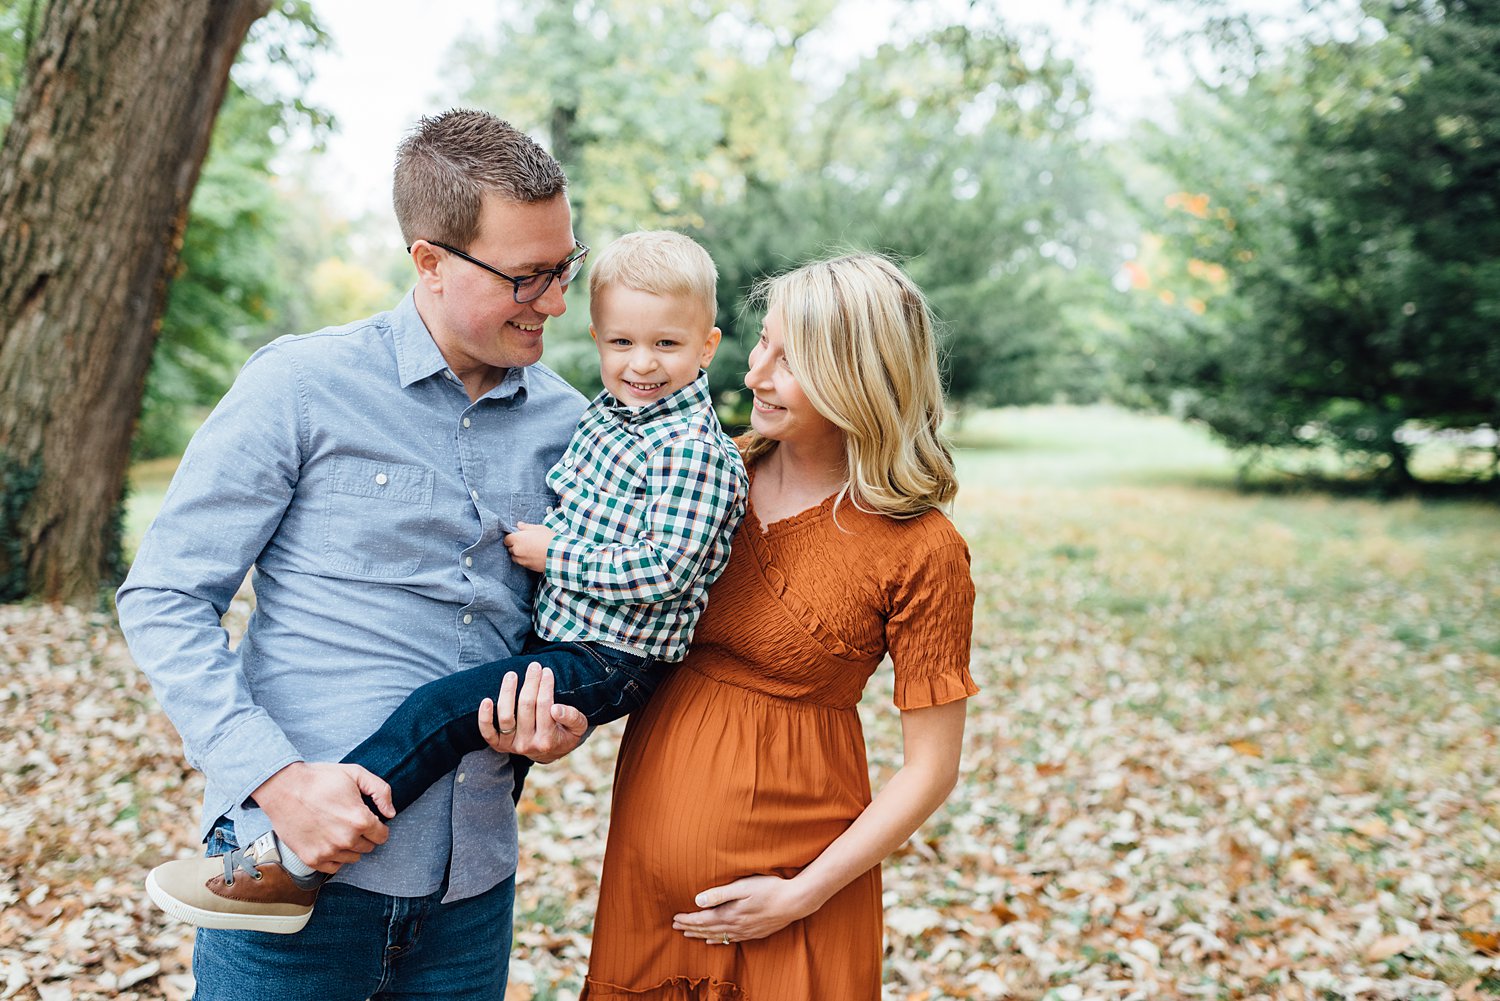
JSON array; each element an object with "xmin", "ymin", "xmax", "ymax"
[{"xmin": 117, "ymin": 109, "xmax": 589, "ymax": 999}]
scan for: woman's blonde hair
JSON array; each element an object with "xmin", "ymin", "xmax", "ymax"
[{"xmin": 742, "ymin": 253, "xmax": 958, "ymax": 518}]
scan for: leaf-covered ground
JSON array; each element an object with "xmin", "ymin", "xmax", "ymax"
[{"xmin": 3, "ymin": 407, "xmax": 1498, "ymax": 1000}]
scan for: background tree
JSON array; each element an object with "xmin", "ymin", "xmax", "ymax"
[
  {"xmin": 0, "ymin": 0, "xmax": 273, "ymax": 603},
  {"xmin": 1124, "ymin": 0, "xmax": 1500, "ymax": 485},
  {"xmin": 455, "ymin": 0, "xmax": 1120, "ymax": 412}
]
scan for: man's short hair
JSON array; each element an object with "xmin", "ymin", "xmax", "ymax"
[
  {"xmin": 393, "ymin": 109, "xmax": 567, "ymax": 249},
  {"xmin": 588, "ymin": 231, "xmax": 718, "ymax": 324}
]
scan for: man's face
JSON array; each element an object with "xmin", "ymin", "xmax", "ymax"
[
  {"xmin": 422, "ymin": 194, "xmax": 577, "ymax": 388},
  {"xmin": 589, "ymin": 286, "xmax": 720, "ymax": 408}
]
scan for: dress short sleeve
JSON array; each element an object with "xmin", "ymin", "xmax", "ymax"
[{"xmin": 886, "ymin": 530, "xmax": 979, "ymax": 711}]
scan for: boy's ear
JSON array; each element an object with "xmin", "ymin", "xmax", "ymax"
[
  {"xmin": 698, "ymin": 326, "xmax": 722, "ymax": 367},
  {"xmin": 588, "ymin": 324, "xmax": 598, "ymax": 343}
]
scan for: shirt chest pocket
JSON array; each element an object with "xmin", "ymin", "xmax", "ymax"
[{"xmin": 321, "ymin": 457, "xmax": 435, "ymax": 578}]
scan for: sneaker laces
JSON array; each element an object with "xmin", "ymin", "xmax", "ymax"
[{"xmin": 220, "ymin": 842, "xmax": 271, "ymax": 887}]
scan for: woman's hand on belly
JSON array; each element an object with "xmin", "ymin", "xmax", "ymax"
[{"xmin": 671, "ymin": 874, "xmax": 820, "ymax": 944}]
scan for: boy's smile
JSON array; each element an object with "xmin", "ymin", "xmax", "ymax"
[{"xmin": 590, "ymin": 286, "xmax": 721, "ymax": 408}]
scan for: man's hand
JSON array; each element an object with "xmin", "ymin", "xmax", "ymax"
[
  {"xmin": 502, "ymin": 522, "xmax": 554, "ymax": 572},
  {"xmin": 477, "ymin": 662, "xmax": 588, "ymax": 764},
  {"xmin": 251, "ymin": 761, "xmax": 396, "ymax": 873}
]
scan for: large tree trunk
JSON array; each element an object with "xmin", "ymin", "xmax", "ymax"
[{"xmin": 0, "ymin": 0, "xmax": 270, "ymax": 604}]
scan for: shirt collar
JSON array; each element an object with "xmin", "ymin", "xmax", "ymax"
[
  {"xmin": 392, "ymin": 290, "xmax": 453, "ymax": 389},
  {"xmin": 603, "ymin": 371, "xmax": 712, "ymax": 424},
  {"xmin": 391, "ymin": 289, "xmax": 530, "ymax": 401}
]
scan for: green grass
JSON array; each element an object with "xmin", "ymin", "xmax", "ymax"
[
  {"xmin": 949, "ymin": 406, "xmax": 1500, "ymax": 769},
  {"xmin": 950, "ymin": 404, "xmax": 1239, "ymax": 489},
  {"xmin": 123, "ymin": 456, "xmax": 180, "ymax": 556}
]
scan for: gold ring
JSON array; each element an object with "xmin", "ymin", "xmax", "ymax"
[{"xmin": 720, "ymin": 934, "xmax": 731, "ymax": 945}]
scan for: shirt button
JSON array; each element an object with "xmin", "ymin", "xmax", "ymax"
[
  {"xmin": 462, "ymin": 417, "xmax": 471, "ymax": 428},
  {"xmin": 470, "ymin": 490, "xmax": 480, "ymax": 502},
  {"xmin": 464, "ymin": 556, "xmax": 473, "ymax": 567},
  {"xmin": 463, "ymin": 613, "xmax": 473, "ymax": 624},
  {"xmin": 564, "ymin": 454, "xmax": 575, "ymax": 467},
  {"xmin": 375, "ymin": 473, "xmax": 388, "ymax": 485}
]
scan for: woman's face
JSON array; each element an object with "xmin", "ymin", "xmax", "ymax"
[{"xmin": 744, "ymin": 308, "xmax": 843, "ymax": 450}]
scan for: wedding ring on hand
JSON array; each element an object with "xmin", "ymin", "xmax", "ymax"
[
  {"xmin": 719, "ymin": 934, "xmax": 731, "ymax": 945},
  {"xmin": 498, "ymin": 727, "xmax": 515, "ymax": 735}
]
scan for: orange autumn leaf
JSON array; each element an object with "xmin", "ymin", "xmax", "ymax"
[
  {"xmin": 1227, "ymin": 739, "xmax": 1263, "ymax": 757},
  {"xmin": 1461, "ymin": 930, "xmax": 1500, "ymax": 955}
]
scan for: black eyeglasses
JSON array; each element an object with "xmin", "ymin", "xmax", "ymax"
[{"xmin": 415, "ymin": 240, "xmax": 589, "ymax": 304}]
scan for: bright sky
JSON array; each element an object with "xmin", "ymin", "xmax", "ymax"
[{"xmin": 298, "ymin": 0, "xmax": 1181, "ymax": 223}]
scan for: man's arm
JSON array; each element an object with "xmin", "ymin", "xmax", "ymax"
[{"xmin": 117, "ymin": 345, "xmax": 388, "ymax": 865}]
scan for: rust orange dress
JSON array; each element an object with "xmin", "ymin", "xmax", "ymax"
[{"xmin": 582, "ymin": 487, "xmax": 978, "ymax": 1000}]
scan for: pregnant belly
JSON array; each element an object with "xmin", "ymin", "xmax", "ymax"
[{"xmin": 604, "ymin": 667, "xmax": 871, "ymax": 910}]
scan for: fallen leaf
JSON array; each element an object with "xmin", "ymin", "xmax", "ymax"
[
  {"xmin": 1365, "ymin": 934, "xmax": 1415, "ymax": 962},
  {"xmin": 1460, "ymin": 930, "xmax": 1500, "ymax": 956}
]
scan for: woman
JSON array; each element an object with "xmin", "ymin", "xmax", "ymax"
[{"xmin": 523, "ymin": 253, "xmax": 975, "ymax": 998}]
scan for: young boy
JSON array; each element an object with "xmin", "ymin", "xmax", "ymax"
[{"xmin": 144, "ymin": 230, "xmax": 748, "ymax": 933}]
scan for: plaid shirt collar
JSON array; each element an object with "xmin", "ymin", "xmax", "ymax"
[{"xmin": 601, "ymin": 372, "xmax": 712, "ymax": 425}]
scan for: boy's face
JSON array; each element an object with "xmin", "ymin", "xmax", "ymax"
[{"xmin": 590, "ymin": 286, "xmax": 721, "ymax": 408}]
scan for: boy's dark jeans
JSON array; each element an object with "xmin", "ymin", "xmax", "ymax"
[{"xmin": 341, "ymin": 638, "xmax": 662, "ymax": 811}]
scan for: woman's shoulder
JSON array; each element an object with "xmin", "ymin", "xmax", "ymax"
[{"xmin": 839, "ymin": 503, "xmax": 968, "ymax": 560}]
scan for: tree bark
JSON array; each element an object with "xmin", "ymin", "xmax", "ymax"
[{"xmin": 0, "ymin": 0, "xmax": 270, "ymax": 604}]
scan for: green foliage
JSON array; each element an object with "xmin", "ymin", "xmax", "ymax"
[
  {"xmin": 133, "ymin": 2, "xmax": 332, "ymax": 459},
  {"xmin": 456, "ymin": 1, "xmax": 1121, "ymax": 412},
  {"xmin": 134, "ymin": 84, "xmax": 288, "ymax": 458},
  {"xmin": 0, "ymin": 0, "xmax": 37, "ymax": 129},
  {"xmin": 1125, "ymin": 0, "xmax": 1500, "ymax": 486},
  {"xmin": 0, "ymin": 450, "xmax": 41, "ymax": 601}
]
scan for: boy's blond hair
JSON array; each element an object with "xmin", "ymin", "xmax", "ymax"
[{"xmin": 588, "ymin": 231, "xmax": 718, "ymax": 324}]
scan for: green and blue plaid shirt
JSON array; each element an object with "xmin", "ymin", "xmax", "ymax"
[{"xmin": 537, "ymin": 373, "xmax": 747, "ymax": 661}]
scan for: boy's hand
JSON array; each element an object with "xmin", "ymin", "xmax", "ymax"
[{"xmin": 503, "ymin": 522, "xmax": 554, "ymax": 572}]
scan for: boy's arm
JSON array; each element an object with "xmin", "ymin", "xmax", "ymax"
[{"xmin": 544, "ymin": 438, "xmax": 745, "ymax": 604}]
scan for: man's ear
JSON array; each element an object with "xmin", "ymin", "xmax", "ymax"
[
  {"xmin": 411, "ymin": 241, "xmax": 444, "ymax": 293},
  {"xmin": 699, "ymin": 326, "xmax": 723, "ymax": 367}
]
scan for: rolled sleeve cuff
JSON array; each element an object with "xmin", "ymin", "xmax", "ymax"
[
  {"xmin": 545, "ymin": 533, "xmax": 591, "ymax": 592},
  {"xmin": 198, "ymin": 713, "xmax": 303, "ymax": 836}
]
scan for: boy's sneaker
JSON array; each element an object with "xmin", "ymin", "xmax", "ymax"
[{"xmin": 145, "ymin": 832, "xmax": 325, "ymax": 934}]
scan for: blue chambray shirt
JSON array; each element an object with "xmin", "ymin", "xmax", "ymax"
[{"xmin": 117, "ymin": 291, "xmax": 585, "ymax": 902}]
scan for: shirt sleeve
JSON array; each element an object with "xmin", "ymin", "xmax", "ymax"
[
  {"xmin": 545, "ymin": 437, "xmax": 746, "ymax": 605},
  {"xmin": 886, "ymin": 537, "xmax": 979, "ymax": 711},
  {"xmin": 115, "ymin": 344, "xmax": 307, "ymax": 824}
]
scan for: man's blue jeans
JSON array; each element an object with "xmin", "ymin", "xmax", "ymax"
[
  {"xmin": 343, "ymin": 638, "xmax": 662, "ymax": 809},
  {"xmin": 192, "ymin": 823, "xmax": 515, "ymax": 1000}
]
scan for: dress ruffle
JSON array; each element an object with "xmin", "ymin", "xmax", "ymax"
[
  {"xmin": 583, "ymin": 975, "xmax": 747, "ymax": 1000},
  {"xmin": 894, "ymin": 668, "xmax": 980, "ymax": 711}
]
